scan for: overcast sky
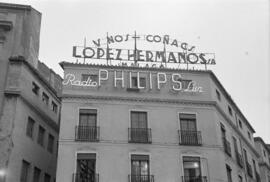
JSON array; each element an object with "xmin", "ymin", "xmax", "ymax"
[{"xmin": 5, "ymin": 0, "xmax": 270, "ymax": 142}]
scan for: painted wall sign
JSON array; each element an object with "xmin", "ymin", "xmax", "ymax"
[
  {"xmin": 72, "ymin": 32, "xmax": 216, "ymax": 70},
  {"xmin": 63, "ymin": 69, "xmax": 203, "ymax": 93}
]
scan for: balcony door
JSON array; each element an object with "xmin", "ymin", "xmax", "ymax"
[
  {"xmin": 131, "ymin": 155, "xmax": 150, "ymax": 182},
  {"xmin": 179, "ymin": 114, "xmax": 198, "ymax": 145},
  {"xmin": 183, "ymin": 157, "xmax": 202, "ymax": 182},
  {"xmin": 77, "ymin": 109, "xmax": 97, "ymax": 141},
  {"xmin": 76, "ymin": 153, "xmax": 96, "ymax": 182},
  {"xmin": 130, "ymin": 111, "xmax": 148, "ymax": 143}
]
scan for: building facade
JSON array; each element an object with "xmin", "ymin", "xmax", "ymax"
[
  {"xmin": 57, "ymin": 62, "xmax": 261, "ymax": 182},
  {"xmin": 255, "ymin": 137, "xmax": 270, "ymax": 182},
  {"xmin": 0, "ymin": 3, "xmax": 61, "ymax": 182}
]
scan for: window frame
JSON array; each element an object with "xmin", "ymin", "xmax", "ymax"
[
  {"xmin": 26, "ymin": 117, "xmax": 35, "ymax": 139},
  {"xmin": 37, "ymin": 125, "xmax": 45, "ymax": 147},
  {"xmin": 20, "ymin": 160, "xmax": 30, "ymax": 182},
  {"xmin": 42, "ymin": 92, "xmax": 49, "ymax": 105},
  {"xmin": 32, "ymin": 82, "xmax": 40, "ymax": 95},
  {"xmin": 47, "ymin": 134, "xmax": 55, "ymax": 154}
]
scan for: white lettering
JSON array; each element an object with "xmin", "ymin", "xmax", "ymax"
[
  {"xmin": 157, "ymin": 72, "xmax": 167, "ymax": 89},
  {"xmin": 114, "ymin": 71, "xmax": 124, "ymax": 88},
  {"xmin": 99, "ymin": 69, "xmax": 108, "ymax": 86},
  {"xmin": 172, "ymin": 73, "xmax": 182, "ymax": 91}
]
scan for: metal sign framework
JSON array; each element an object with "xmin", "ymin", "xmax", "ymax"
[{"xmin": 72, "ymin": 32, "xmax": 216, "ymax": 70}]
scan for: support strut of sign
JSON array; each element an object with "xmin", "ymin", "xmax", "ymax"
[
  {"xmin": 133, "ymin": 31, "xmax": 139, "ymax": 64},
  {"xmin": 163, "ymin": 41, "xmax": 167, "ymax": 68},
  {"xmin": 83, "ymin": 37, "xmax": 86, "ymax": 64},
  {"xmin": 106, "ymin": 32, "xmax": 109, "ymax": 66}
]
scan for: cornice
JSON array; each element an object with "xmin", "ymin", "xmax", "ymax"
[
  {"xmin": 9, "ymin": 56, "xmax": 61, "ymax": 102},
  {"xmin": 254, "ymin": 137, "xmax": 270, "ymax": 154},
  {"xmin": 62, "ymin": 94, "xmax": 215, "ymax": 106},
  {"xmin": 4, "ymin": 89, "xmax": 59, "ymax": 132}
]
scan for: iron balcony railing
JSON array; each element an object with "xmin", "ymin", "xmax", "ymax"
[
  {"xmin": 246, "ymin": 162, "xmax": 253, "ymax": 178},
  {"xmin": 128, "ymin": 175, "xmax": 154, "ymax": 182},
  {"xmin": 256, "ymin": 171, "xmax": 261, "ymax": 182},
  {"xmin": 178, "ymin": 130, "xmax": 202, "ymax": 146},
  {"xmin": 75, "ymin": 126, "xmax": 100, "ymax": 142},
  {"xmin": 222, "ymin": 138, "xmax": 232, "ymax": 157},
  {"xmin": 128, "ymin": 128, "xmax": 152, "ymax": 143},
  {"xmin": 236, "ymin": 152, "xmax": 244, "ymax": 168},
  {"xmin": 181, "ymin": 176, "xmax": 207, "ymax": 182},
  {"xmin": 73, "ymin": 173, "xmax": 99, "ymax": 182}
]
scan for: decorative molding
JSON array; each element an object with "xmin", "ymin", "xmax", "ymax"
[{"xmin": 62, "ymin": 94, "xmax": 215, "ymax": 106}]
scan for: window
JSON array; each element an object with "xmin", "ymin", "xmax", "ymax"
[
  {"xmin": 180, "ymin": 114, "xmax": 196, "ymax": 131},
  {"xmin": 131, "ymin": 155, "xmax": 150, "ymax": 182},
  {"xmin": 221, "ymin": 124, "xmax": 231, "ymax": 156},
  {"xmin": 252, "ymin": 159, "xmax": 257, "ymax": 176},
  {"xmin": 247, "ymin": 132, "xmax": 251, "ymax": 140},
  {"xmin": 33, "ymin": 167, "xmax": 41, "ymax": 182},
  {"xmin": 26, "ymin": 117, "xmax": 35, "ymax": 138},
  {"xmin": 179, "ymin": 114, "xmax": 201, "ymax": 145},
  {"xmin": 79, "ymin": 109, "xmax": 97, "ymax": 126},
  {"xmin": 228, "ymin": 106, "xmax": 232, "ymax": 116},
  {"xmin": 263, "ymin": 150, "xmax": 266, "ymax": 157},
  {"xmin": 183, "ymin": 156, "xmax": 202, "ymax": 181},
  {"xmin": 42, "ymin": 92, "xmax": 49, "ymax": 105},
  {"xmin": 216, "ymin": 89, "xmax": 221, "ymax": 101},
  {"xmin": 129, "ymin": 111, "xmax": 150, "ymax": 143},
  {"xmin": 226, "ymin": 164, "xmax": 232, "ymax": 182},
  {"xmin": 37, "ymin": 126, "xmax": 45, "ymax": 146},
  {"xmin": 178, "ymin": 79, "xmax": 192, "ymax": 89},
  {"xmin": 238, "ymin": 175, "xmax": 243, "ymax": 182},
  {"xmin": 81, "ymin": 74, "xmax": 98, "ymax": 82},
  {"xmin": 20, "ymin": 160, "xmax": 30, "ymax": 182},
  {"xmin": 131, "ymin": 76, "xmax": 146, "ymax": 88},
  {"xmin": 76, "ymin": 153, "xmax": 96, "ymax": 182},
  {"xmin": 76, "ymin": 109, "xmax": 99, "ymax": 141},
  {"xmin": 238, "ymin": 120, "xmax": 242, "ymax": 129},
  {"xmin": 32, "ymin": 82, "xmax": 40, "ymax": 95},
  {"xmin": 131, "ymin": 111, "xmax": 147, "ymax": 129},
  {"xmin": 51, "ymin": 101, "xmax": 58, "ymax": 113},
  {"xmin": 44, "ymin": 173, "xmax": 51, "ymax": 182},
  {"xmin": 47, "ymin": 134, "xmax": 54, "ymax": 153}
]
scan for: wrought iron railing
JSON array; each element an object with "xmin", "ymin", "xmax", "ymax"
[
  {"xmin": 178, "ymin": 130, "xmax": 202, "ymax": 146},
  {"xmin": 128, "ymin": 175, "xmax": 154, "ymax": 182},
  {"xmin": 222, "ymin": 138, "xmax": 231, "ymax": 156},
  {"xmin": 181, "ymin": 176, "xmax": 207, "ymax": 182},
  {"xmin": 128, "ymin": 128, "xmax": 152, "ymax": 143},
  {"xmin": 73, "ymin": 173, "xmax": 99, "ymax": 182},
  {"xmin": 75, "ymin": 126, "xmax": 100, "ymax": 142},
  {"xmin": 246, "ymin": 162, "xmax": 253, "ymax": 177},
  {"xmin": 236, "ymin": 152, "xmax": 244, "ymax": 168}
]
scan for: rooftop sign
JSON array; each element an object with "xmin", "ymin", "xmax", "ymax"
[{"xmin": 72, "ymin": 32, "xmax": 216, "ymax": 70}]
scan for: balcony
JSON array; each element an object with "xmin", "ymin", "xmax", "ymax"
[
  {"xmin": 181, "ymin": 176, "xmax": 207, "ymax": 182},
  {"xmin": 75, "ymin": 126, "xmax": 100, "ymax": 142},
  {"xmin": 128, "ymin": 128, "xmax": 152, "ymax": 143},
  {"xmin": 73, "ymin": 173, "xmax": 99, "ymax": 182},
  {"xmin": 246, "ymin": 163, "xmax": 253, "ymax": 178},
  {"xmin": 236, "ymin": 152, "xmax": 244, "ymax": 168},
  {"xmin": 178, "ymin": 130, "xmax": 202, "ymax": 146},
  {"xmin": 222, "ymin": 138, "xmax": 231, "ymax": 157},
  {"xmin": 128, "ymin": 175, "xmax": 154, "ymax": 182}
]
